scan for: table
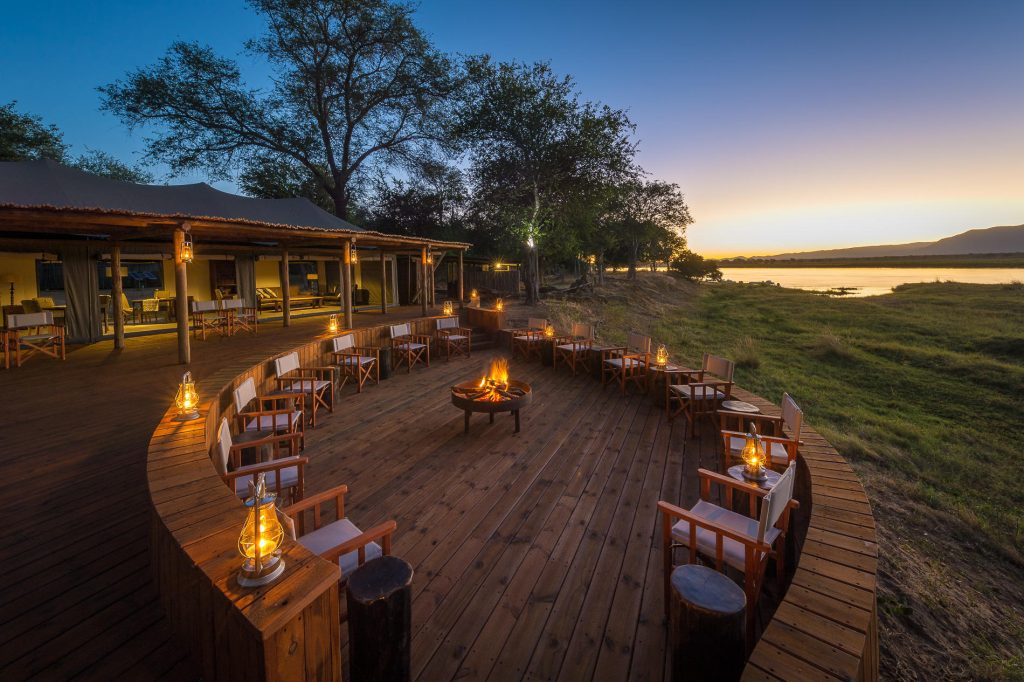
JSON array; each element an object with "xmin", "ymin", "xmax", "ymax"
[
  {"xmin": 670, "ymin": 564, "xmax": 746, "ymax": 681},
  {"xmin": 721, "ymin": 400, "xmax": 759, "ymax": 414},
  {"xmin": 727, "ymin": 464, "xmax": 780, "ymax": 491}
]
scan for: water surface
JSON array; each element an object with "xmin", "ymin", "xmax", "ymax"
[{"xmin": 719, "ymin": 267, "xmax": 1024, "ymax": 297}]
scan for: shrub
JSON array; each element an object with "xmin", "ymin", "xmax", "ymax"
[
  {"xmin": 810, "ymin": 328, "xmax": 856, "ymax": 361},
  {"xmin": 669, "ymin": 250, "xmax": 722, "ymax": 282},
  {"xmin": 733, "ymin": 336, "xmax": 760, "ymax": 368}
]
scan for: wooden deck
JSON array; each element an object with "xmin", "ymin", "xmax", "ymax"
[{"xmin": 2, "ymin": 307, "xmax": 877, "ymax": 680}]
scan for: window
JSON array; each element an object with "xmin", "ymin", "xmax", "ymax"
[{"xmin": 35, "ymin": 260, "xmax": 165, "ymax": 293}]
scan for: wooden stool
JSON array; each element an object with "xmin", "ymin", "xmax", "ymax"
[
  {"xmin": 347, "ymin": 555, "xmax": 414, "ymax": 682},
  {"xmin": 670, "ymin": 564, "xmax": 746, "ymax": 681}
]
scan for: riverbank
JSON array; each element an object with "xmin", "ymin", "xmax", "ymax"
[
  {"xmin": 541, "ymin": 275, "xmax": 1024, "ymax": 679},
  {"xmin": 719, "ymin": 253, "xmax": 1024, "ymax": 268},
  {"xmin": 719, "ymin": 266, "xmax": 1024, "ymax": 297}
]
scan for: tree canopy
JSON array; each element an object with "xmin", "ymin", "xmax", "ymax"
[{"xmin": 100, "ymin": 0, "xmax": 463, "ymax": 220}]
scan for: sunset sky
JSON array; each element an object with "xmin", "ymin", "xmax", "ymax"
[{"xmin": 2, "ymin": 0, "xmax": 1022, "ymax": 257}]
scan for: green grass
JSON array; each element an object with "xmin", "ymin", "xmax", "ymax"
[{"xmin": 552, "ymin": 276, "xmax": 1024, "ymax": 677}]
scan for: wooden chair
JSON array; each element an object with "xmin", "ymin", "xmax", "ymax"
[
  {"xmin": 389, "ymin": 322, "xmax": 430, "ymax": 373},
  {"xmin": 436, "ymin": 316, "xmax": 472, "ymax": 361},
  {"xmin": 222, "ymin": 298, "xmax": 259, "ymax": 336},
  {"xmin": 330, "ymin": 333, "xmax": 380, "ymax": 393},
  {"xmin": 232, "ymin": 376, "xmax": 305, "ymax": 451},
  {"xmin": 282, "ymin": 484, "xmax": 397, "ymax": 586},
  {"xmin": 720, "ymin": 393, "xmax": 804, "ymax": 471},
  {"xmin": 274, "ymin": 351, "xmax": 336, "ymax": 427},
  {"xmin": 553, "ymin": 322, "xmax": 595, "ymax": 376},
  {"xmin": 191, "ymin": 299, "xmax": 226, "ymax": 339},
  {"xmin": 658, "ymin": 464, "xmax": 799, "ymax": 639},
  {"xmin": 510, "ymin": 317, "xmax": 548, "ymax": 362},
  {"xmin": 666, "ymin": 353, "xmax": 735, "ymax": 435},
  {"xmin": 139, "ymin": 297, "xmax": 163, "ymax": 324},
  {"xmin": 214, "ymin": 417, "xmax": 307, "ymax": 505},
  {"xmin": 4, "ymin": 312, "xmax": 65, "ymax": 368},
  {"xmin": 602, "ymin": 331, "xmax": 651, "ymax": 394}
]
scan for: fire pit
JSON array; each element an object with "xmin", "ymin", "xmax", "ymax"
[{"xmin": 451, "ymin": 358, "xmax": 533, "ymax": 434}]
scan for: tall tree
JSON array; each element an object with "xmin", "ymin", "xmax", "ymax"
[
  {"xmin": 0, "ymin": 101, "xmax": 68, "ymax": 162},
  {"xmin": 457, "ymin": 58, "xmax": 636, "ymax": 304},
  {"xmin": 100, "ymin": 0, "xmax": 463, "ymax": 219},
  {"xmin": 73, "ymin": 149, "xmax": 154, "ymax": 184},
  {"xmin": 609, "ymin": 179, "xmax": 693, "ymax": 280}
]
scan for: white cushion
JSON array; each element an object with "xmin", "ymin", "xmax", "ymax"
[
  {"xmin": 556, "ymin": 343, "xmax": 578, "ymax": 351},
  {"xmin": 603, "ymin": 357, "xmax": 646, "ymax": 368},
  {"xmin": 232, "ymin": 462, "xmax": 300, "ymax": 496},
  {"xmin": 18, "ymin": 334, "xmax": 59, "ymax": 343},
  {"xmin": 245, "ymin": 412, "xmax": 301, "ymax": 432},
  {"xmin": 297, "ymin": 517, "xmax": 383, "ymax": 577},
  {"xmin": 396, "ymin": 342, "xmax": 426, "ymax": 350},
  {"xmin": 281, "ymin": 379, "xmax": 331, "ymax": 393},
  {"xmin": 671, "ymin": 500, "xmax": 780, "ymax": 571},
  {"xmin": 669, "ymin": 384, "xmax": 725, "ymax": 400},
  {"xmin": 727, "ymin": 436, "xmax": 790, "ymax": 465},
  {"xmin": 514, "ymin": 335, "xmax": 540, "ymax": 342},
  {"xmin": 443, "ymin": 334, "xmax": 468, "ymax": 341},
  {"xmin": 339, "ymin": 355, "xmax": 376, "ymax": 366}
]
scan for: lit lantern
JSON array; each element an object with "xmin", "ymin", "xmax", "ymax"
[
  {"xmin": 740, "ymin": 425, "xmax": 768, "ymax": 482},
  {"xmin": 495, "ymin": 298, "xmax": 504, "ymax": 312},
  {"xmin": 655, "ymin": 343, "xmax": 669, "ymax": 367},
  {"xmin": 175, "ymin": 371, "xmax": 200, "ymax": 420},
  {"xmin": 470, "ymin": 289, "xmax": 479, "ymax": 305},
  {"xmin": 328, "ymin": 313, "xmax": 339, "ymax": 334},
  {"xmin": 237, "ymin": 473, "xmax": 286, "ymax": 587},
  {"xmin": 544, "ymin": 324, "xmax": 555, "ymax": 338},
  {"xmin": 442, "ymin": 300, "xmax": 454, "ymax": 316},
  {"xmin": 180, "ymin": 233, "xmax": 194, "ymax": 263},
  {"xmin": 350, "ymin": 243, "xmax": 358, "ymax": 265},
  {"xmin": 426, "ymin": 251, "xmax": 434, "ymax": 265}
]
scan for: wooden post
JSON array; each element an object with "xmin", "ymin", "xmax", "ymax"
[
  {"xmin": 347, "ymin": 556, "xmax": 413, "ymax": 682},
  {"xmin": 670, "ymin": 564, "xmax": 746, "ymax": 681},
  {"xmin": 279, "ymin": 248, "xmax": 290, "ymax": 327},
  {"xmin": 458, "ymin": 250, "xmax": 464, "ymax": 307},
  {"xmin": 420, "ymin": 246, "xmax": 428, "ymax": 317},
  {"xmin": 343, "ymin": 241, "xmax": 353, "ymax": 329},
  {"xmin": 172, "ymin": 228, "xmax": 191, "ymax": 365},
  {"xmin": 338, "ymin": 257, "xmax": 346, "ymax": 316},
  {"xmin": 380, "ymin": 250, "xmax": 388, "ymax": 314},
  {"xmin": 111, "ymin": 241, "xmax": 124, "ymax": 350}
]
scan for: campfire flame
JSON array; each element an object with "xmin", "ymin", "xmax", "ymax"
[{"xmin": 475, "ymin": 358, "xmax": 510, "ymax": 401}]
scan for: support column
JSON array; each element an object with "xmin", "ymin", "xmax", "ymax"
[
  {"xmin": 420, "ymin": 246, "xmax": 428, "ymax": 317},
  {"xmin": 380, "ymin": 250, "xmax": 388, "ymax": 314},
  {"xmin": 172, "ymin": 228, "xmax": 191, "ymax": 365},
  {"xmin": 111, "ymin": 241, "xmax": 125, "ymax": 350},
  {"xmin": 343, "ymin": 241, "xmax": 353, "ymax": 329},
  {"xmin": 458, "ymin": 250, "xmax": 464, "ymax": 307},
  {"xmin": 279, "ymin": 248, "xmax": 290, "ymax": 327}
]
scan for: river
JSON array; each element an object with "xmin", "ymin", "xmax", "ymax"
[{"xmin": 718, "ymin": 267, "xmax": 1024, "ymax": 297}]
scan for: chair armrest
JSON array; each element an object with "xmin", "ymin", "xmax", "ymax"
[
  {"xmin": 226, "ymin": 455, "xmax": 308, "ymax": 480},
  {"xmin": 717, "ymin": 410, "xmax": 782, "ymax": 424},
  {"xmin": 320, "ymin": 520, "xmax": 398, "ymax": 566},
  {"xmin": 259, "ymin": 392, "xmax": 303, "ymax": 407},
  {"xmin": 411, "ymin": 334, "xmax": 432, "ymax": 344},
  {"xmin": 601, "ymin": 346, "xmax": 627, "ymax": 358},
  {"xmin": 697, "ymin": 467, "xmax": 769, "ymax": 498},
  {"xmin": 657, "ymin": 500, "xmax": 761, "ymax": 548},
  {"xmin": 283, "ymin": 484, "xmax": 348, "ymax": 516},
  {"xmin": 353, "ymin": 346, "xmax": 380, "ymax": 355}
]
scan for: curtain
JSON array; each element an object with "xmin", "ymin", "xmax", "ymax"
[
  {"xmin": 61, "ymin": 243, "xmax": 102, "ymax": 343},
  {"xmin": 235, "ymin": 254, "xmax": 257, "ymax": 308}
]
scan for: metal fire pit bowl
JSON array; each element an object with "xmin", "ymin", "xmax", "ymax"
[{"xmin": 451, "ymin": 379, "xmax": 533, "ymax": 434}]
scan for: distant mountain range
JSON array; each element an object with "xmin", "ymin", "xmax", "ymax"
[{"xmin": 748, "ymin": 224, "xmax": 1024, "ymax": 260}]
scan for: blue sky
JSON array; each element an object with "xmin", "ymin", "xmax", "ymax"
[{"xmin": 2, "ymin": 0, "xmax": 1022, "ymax": 255}]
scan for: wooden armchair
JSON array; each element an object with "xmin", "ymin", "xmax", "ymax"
[
  {"xmin": 214, "ymin": 417, "xmax": 307, "ymax": 505},
  {"xmin": 282, "ymin": 484, "xmax": 397, "ymax": 586},
  {"xmin": 436, "ymin": 316, "xmax": 472, "ymax": 361},
  {"xmin": 602, "ymin": 331, "xmax": 651, "ymax": 394},
  {"xmin": 232, "ymin": 376, "xmax": 305, "ymax": 451},
  {"xmin": 553, "ymin": 322, "xmax": 595, "ymax": 376},
  {"xmin": 720, "ymin": 393, "xmax": 804, "ymax": 471},
  {"xmin": 658, "ymin": 464, "xmax": 799, "ymax": 639},
  {"xmin": 4, "ymin": 312, "xmax": 65, "ymax": 368},
  {"xmin": 274, "ymin": 351, "xmax": 336, "ymax": 427},
  {"xmin": 389, "ymin": 322, "xmax": 430, "ymax": 373},
  {"xmin": 221, "ymin": 298, "xmax": 259, "ymax": 335},
  {"xmin": 666, "ymin": 353, "xmax": 735, "ymax": 435},
  {"xmin": 510, "ymin": 317, "xmax": 548, "ymax": 362},
  {"xmin": 330, "ymin": 333, "xmax": 380, "ymax": 393},
  {"xmin": 191, "ymin": 299, "xmax": 226, "ymax": 340}
]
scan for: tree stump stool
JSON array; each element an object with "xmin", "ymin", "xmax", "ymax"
[
  {"xmin": 346, "ymin": 555, "xmax": 414, "ymax": 682},
  {"xmin": 670, "ymin": 564, "xmax": 746, "ymax": 681}
]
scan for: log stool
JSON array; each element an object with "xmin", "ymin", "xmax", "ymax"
[
  {"xmin": 670, "ymin": 564, "xmax": 746, "ymax": 681},
  {"xmin": 347, "ymin": 555, "xmax": 414, "ymax": 682}
]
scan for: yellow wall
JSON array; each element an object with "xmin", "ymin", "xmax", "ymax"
[
  {"xmin": 0, "ymin": 252, "xmax": 40, "ymax": 302},
  {"xmin": 161, "ymin": 259, "xmax": 214, "ymax": 301},
  {"xmin": 255, "ymin": 259, "xmax": 280, "ymax": 289}
]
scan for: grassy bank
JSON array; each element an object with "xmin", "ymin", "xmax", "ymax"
[
  {"xmin": 542, "ymin": 275, "xmax": 1024, "ymax": 679},
  {"xmin": 718, "ymin": 253, "xmax": 1024, "ymax": 268}
]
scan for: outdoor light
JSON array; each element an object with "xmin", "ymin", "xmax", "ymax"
[
  {"xmin": 544, "ymin": 324, "xmax": 555, "ymax": 339},
  {"xmin": 495, "ymin": 298, "xmax": 504, "ymax": 312},
  {"xmin": 740, "ymin": 425, "xmax": 768, "ymax": 482},
  {"xmin": 180, "ymin": 233, "xmax": 194, "ymax": 263},
  {"xmin": 655, "ymin": 343, "xmax": 669, "ymax": 367},
  {"xmin": 470, "ymin": 289, "xmax": 479, "ymax": 305},
  {"xmin": 174, "ymin": 371, "xmax": 200, "ymax": 421},
  {"xmin": 350, "ymin": 243, "xmax": 358, "ymax": 264},
  {"xmin": 442, "ymin": 300, "xmax": 454, "ymax": 316},
  {"xmin": 237, "ymin": 473, "xmax": 286, "ymax": 588},
  {"xmin": 426, "ymin": 252, "xmax": 434, "ymax": 265},
  {"xmin": 328, "ymin": 313, "xmax": 339, "ymax": 334}
]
